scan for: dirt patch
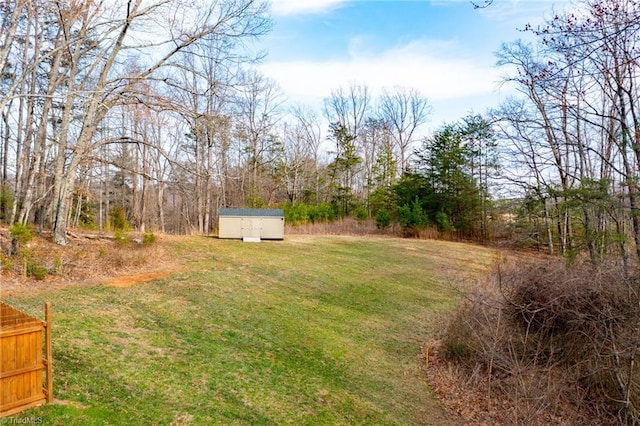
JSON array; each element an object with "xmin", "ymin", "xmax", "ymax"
[
  {"xmin": 104, "ymin": 271, "xmax": 173, "ymax": 288},
  {"xmin": 52, "ymin": 399, "xmax": 88, "ymax": 409}
]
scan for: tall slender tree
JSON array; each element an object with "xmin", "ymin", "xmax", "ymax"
[{"xmin": 379, "ymin": 86, "xmax": 431, "ymax": 175}]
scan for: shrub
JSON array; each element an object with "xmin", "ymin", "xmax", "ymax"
[
  {"xmin": 441, "ymin": 259, "xmax": 637, "ymax": 424},
  {"xmin": 397, "ymin": 204, "xmax": 412, "ymax": 229},
  {"xmin": 442, "ymin": 340, "xmax": 473, "ymax": 362},
  {"xmin": 246, "ymin": 189, "xmax": 265, "ymax": 209},
  {"xmin": 109, "ymin": 206, "xmax": 130, "ymax": 231},
  {"xmin": 9, "ymin": 222, "xmax": 33, "ymax": 245},
  {"xmin": 398, "ymin": 198, "xmax": 429, "ymax": 232},
  {"xmin": 0, "ymin": 186, "xmax": 13, "ymax": 222},
  {"xmin": 53, "ymin": 257, "xmax": 64, "ymax": 275},
  {"xmin": 77, "ymin": 199, "xmax": 97, "ymax": 229},
  {"xmin": 375, "ymin": 209, "xmax": 391, "ymax": 230},
  {"xmin": 435, "ymin": 211, "xmax": 454, "ymax": 232},
  {"xmin": 142, "ymin": 232, "xmax": 156, "ymax": 246},
  {"xmin": 9, "ymin": 222, "xmax": 34, "ymax": 256},
  {"xmin": 283, "ymin": 202, "xmax": 309, "ymax": 225},
  {"xmin": 0, "ymin": 254, "xmax": 13, "ymax": 273},
  {"xmin": 26, "ymin": 260, "xmax": 49, "ymax": 280},
  {"xmin": 368, "ymin": 187, "xmax": 394, "ymax": 218},
  {"xmin": 114, "ymin": 230, "xmax": 129, "ymax": 245},
  {"xmin": 308, "ymin": 202, "xmax": 335, "ymax": 223},
  {"xmin": 353, "ymin": 205, "xmax": 368, "ymax": 221}
]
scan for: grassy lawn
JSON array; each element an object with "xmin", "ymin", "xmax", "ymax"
[{"xmin": 4, "ymin": 235, "xmax": 495, "ymax": 425}]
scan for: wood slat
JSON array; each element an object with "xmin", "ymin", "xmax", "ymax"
[
  {"xmin": 0, "ymin": 393, "xmax": 46, "ymax": 415},
  {"xmin": 0, "ymin": 324, "xmax": 44, "ymax": 338},
  {"xmin": 1, "ymin": 335, "xmax": 17, "ymax": 372},
  {"xmin": 0, "ymin": 302, "xmax": 51, "ymax": 417},
  {"xmin": 0, "ymin": 362, "xmax": 46, "ymax": 379}
]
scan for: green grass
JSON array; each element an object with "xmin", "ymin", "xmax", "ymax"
[{"xmin": 5, "ymin": 235, "xmax": 495, "ymax": 425}]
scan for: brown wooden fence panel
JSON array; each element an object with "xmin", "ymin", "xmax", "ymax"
[{"xmin": 0, "ymin": 302, "xmax": 52, "ymax": 417}]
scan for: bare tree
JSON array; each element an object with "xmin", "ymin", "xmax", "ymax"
[
  {"xmin": 277, "ymin": 115, "xmax": 321, "ymax": 203},
  {"xmin": 323, "ymin": 83, "xmax": 371, "ymax": 139},
  {"xmin": 379, "ymin": 86, "xmax": 431, "ymax": 175},
  {"xmin": 235, "ymin": 69, "xmax": 283, "ymax": 206},
  {"xmin": 495, "ymin": 0, "xmax": 640, "ymax": 265},
  {"xmin": 290, "ymin": 105, "xmax": 323, "ymax": 202},
  {"xmin": 30, "ymin": 0, "xmax": 271, "ymax": 244}
]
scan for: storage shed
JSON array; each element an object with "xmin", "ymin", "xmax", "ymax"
[{"xmin": 218, "ymin": 208, "xmax": 284, "ymax": 241}]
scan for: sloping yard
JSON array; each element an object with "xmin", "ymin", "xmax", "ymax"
[{"xmin": 3, "ymin": 235, "xmax": 495, "ymax": 425}]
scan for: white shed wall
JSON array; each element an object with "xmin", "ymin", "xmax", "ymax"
[
  {"xmin": 218, "ymin": 215, "xmax": 284, "ymax": 240},
  {"xmin": 218, "ymin": 217, "xmax": 243, "ymax": 239}
]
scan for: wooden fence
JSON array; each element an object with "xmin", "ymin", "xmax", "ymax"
[{"xmin": 0, "ymin": 302, "xmax": 52, "ymax": 417}]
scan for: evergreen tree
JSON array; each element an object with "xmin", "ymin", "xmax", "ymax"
[
  {"xmin": 327, "ymin": 122, "xmax": 362, "ymax": 217},
  {"xmin": 412, "ymin": 122, "xmax": 486, "ymax": 236}
]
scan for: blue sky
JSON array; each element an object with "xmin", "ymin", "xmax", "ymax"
[{"xmin": 256, "ymin": 0, "xmax": 571, "ymax": 131}]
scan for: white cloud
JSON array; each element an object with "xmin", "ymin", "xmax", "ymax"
[
  {"xmin": 269, "ymin": 0, "xmax": 346, "ymax": 16},
  {"xmin": 259, "ymin": 38, "xmax": 503, "ymax": 107}
]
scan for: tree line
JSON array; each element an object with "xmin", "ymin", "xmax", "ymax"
[
  {"xmin": 1, "ymin": 0, "xmax": 478, "ymax": 244},
  {"xmin": 0, "ymin": 0, "xmax": 274, "ymax": 244},
  {"xmin": 492, "ymin": 0, "xmax": 640, "ymax": 265},
  {"xmin": 3, "ymin": 0, "xmax": 639, "ymax": 266}
]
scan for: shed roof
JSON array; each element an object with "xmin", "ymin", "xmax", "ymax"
[{"xmin": 219, "ymin": 208, "xmax": 284, "ymax": 217}]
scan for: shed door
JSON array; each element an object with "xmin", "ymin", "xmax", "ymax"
[{"xmin": 241, "ymin": 218, "xmax": 261, "ymax": 238}]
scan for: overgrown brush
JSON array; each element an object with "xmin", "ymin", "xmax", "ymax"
[
  {"xmin": 442, "ymin": 258, "xmax": 639, "ymax": 424},
  {"xmin": 286, "ymin": 218, "xmax": 384, "ymax": 235},
  {"xmin": 99, "ymin": 233, "xmax": 159, "ymax": 269}
]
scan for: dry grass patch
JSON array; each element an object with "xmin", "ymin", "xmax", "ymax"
[{"xmin": 0, "ymin": 230, "xmax": 178, "ymax": 296}]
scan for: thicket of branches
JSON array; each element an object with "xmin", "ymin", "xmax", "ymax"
[{"xmin": 442, "ymin": 259, "xmax": 639, "ymax": 424}]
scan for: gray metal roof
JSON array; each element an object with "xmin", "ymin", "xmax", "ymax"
[{"xmin": 219, "ymin": 208, "xmax": 284, "ymax": 217}]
